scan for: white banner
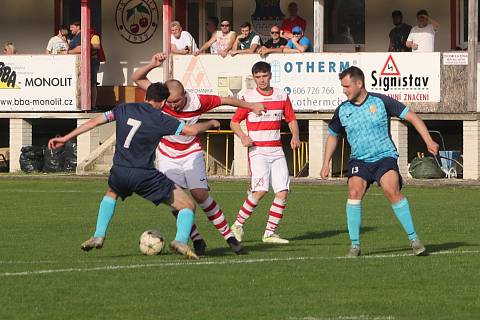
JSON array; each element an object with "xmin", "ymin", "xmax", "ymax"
[
  {"xmin": 0, "ymin": 55, "xmax": 80, "ymax": 111},
  {"xmin": 362, "ymin": 52, "xmax": 441, "ymax": 103},
  {"xmin": 173, "ymin": 52, "xmax": 441, "ymax": 111}
]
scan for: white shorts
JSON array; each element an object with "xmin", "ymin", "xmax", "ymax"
[
  {"xmin": 155, "ymin": 150, "xmax": 209, "ymax": 190},
  {"xmin": 249, "ymin": 152, "xmax": 290, "ymax": 193}
]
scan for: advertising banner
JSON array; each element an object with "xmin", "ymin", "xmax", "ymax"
[
  {"xmin": 0, "ymin": 55, "xmax": 80, "ymax": 111},
  {"xmin": 172, "ymin": 52, "xmax": 441, "ymax": 111}
]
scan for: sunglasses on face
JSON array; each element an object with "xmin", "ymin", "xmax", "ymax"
[
  {"xmin": 221, "ymin": 24, "xmax": 230, "ymax": 27},
  {"xmin": 293, "ymin": 32, "xmax": 301, "ymax": 35},
  {"xmin": 271, "ymin": 31, "xmax": 280, "ymax": 34}
]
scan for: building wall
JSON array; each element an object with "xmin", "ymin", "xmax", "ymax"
[{"xmin": 0, "ymin": 0, "xmax": 54, "ymax": 54}]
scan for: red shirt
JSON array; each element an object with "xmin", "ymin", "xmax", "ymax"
[{"xmin": 281, "ymin": 16, "xmax": 307, "ymax": 34}]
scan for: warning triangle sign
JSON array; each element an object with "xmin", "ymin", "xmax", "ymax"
[{"xmin": 380, "ymin": 54, "xmax": 400, "ymax": 76}]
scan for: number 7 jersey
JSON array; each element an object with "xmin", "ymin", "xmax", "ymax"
[{"xmin": 104, "ymin": 102, "xmax": 184, "ymax": 169}]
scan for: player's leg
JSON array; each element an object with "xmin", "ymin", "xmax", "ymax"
[
  {"xmin": 81, "ymin": 187, "xmax": 118, "ymax": 251},
  {"xmin": 165, "ymin": 185, "xmax": 199, "ymax": 260},
  {"xmin": 263, "ymin": 155, "xmax": 290, "ymax": 244},
  {"xmin": 156, "ymin": 150, "xmax": 205, "ymax": 250},
  {"xmin": 378, "ymin": 162, "xmax": 426, "ymax": 256},
  {"xmin": 345, "ymin": 159, "xmax": 370, "ymax": 257},
  {"xmin": 231, "ymin": 154, "xmax": 270, "ymax": 241}
]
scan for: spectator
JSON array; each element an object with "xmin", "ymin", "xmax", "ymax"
[
  {"xmin": 388, "ymin": 10, "xmax": 412, "ymax": 52},
  {"xmin": 335, "ymin": 24, "xmax": 355, "ymax": 44},
  {"xmin": 258, "ymin": 25, "xmax": 288, "ymax": 58},
  {"xmin": 406, "ymin": 9, "xmax": 440, "ymax": 52},
  {"xmin": 195, "ymin": 19, "xmax": 236, "ymax": 57},
  {"xmin": 67, "ymin": 21, "xmax": 102, "ymax": 107},
  {"xmin": 170, "ymin": 21, "xmax": 198, "ymax": 55},
  {"xmin": 3, "ymin": 42, "xmax": 17, "ymax": 54},
  {"xmin": 46, "ymin": 27, "xmax": 69, "ymax": 54},
  {"xmin": 206, "ymin": 16, "xmax": 219, "ymax": 41},
  {"xmin": 283, "ymin": 26, "xmax": 313, "ymax": 53},
  {"xmin": 281, "ymin": 2, "xmax": 307, "ymax": 40},
  {"xmin": 229, "ymin": 22, "xmax": 262, "ymax": 56}
]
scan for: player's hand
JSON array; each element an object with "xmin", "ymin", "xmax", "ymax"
[
  {"xmin": 320, "ymin": 165, "xmax": 330, "ymax": 179},
  {"xmin": 152, "ymin": 52, "xmax": 167, "ymax": 66},
  {"xmin": 250, "ymin": 103, "xmax": 265, "ymax": 115},
  {"xmin": 290, "ymin": 135, "xmax": 301, "ymax": 150},
  {"xmin": 48, "ymin": 136, "xmax": 67, "ymax": 149},
  {"xmin": 209, "ymin": 120, "xmax": 221, "ymax": 129},
  {"xmin": 241, "ymin": 135, "xmax": 254, "ymax": 147},
  {"xmin": 427, "ymin": 140, "xmax": 439, "ymax": 156}
]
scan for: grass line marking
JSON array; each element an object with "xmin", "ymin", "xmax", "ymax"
[{"xmin": 1, "ymin": 249, "xmax": 478, "ymax": 277}]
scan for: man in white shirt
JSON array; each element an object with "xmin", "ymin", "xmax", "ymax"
[
  {"xmin": 406, "ymin": 9, "xmax": 440, "ymax": 53},
  {"xmin": 45, "ymin": 28, "xmax": 69, "ymax": 54},
  {"xmin": 170, "ymin": 21, "xmax": 198, "ymax": 55}
]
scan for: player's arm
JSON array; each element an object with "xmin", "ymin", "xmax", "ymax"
[
  {"xmin": 132, "ymin": 52, "xmax": 167, "ymax": 91},
  {"xmin": 404, "ymin": 111, "xmax": 439, "ymax": 155},
  {"xmin": 230, "ymin": 120, "xmax": 253, "ymax": 147},
  {"xmin": 320, "ymin": 134, "xmax": 339, "ymax": 179},
  {"xmin": 182, "ymin": 120, "xmax": 220, "ymax": 136},
  {"xmin": 220, "ymin": 97, "xmax": 265, "ymax": 115},
  {"xmin": 48, "ymin": 114, "xmax": 108, "ymax": 149},
  {"xmin": 288, "ymin": 120, "xmax": 301, "ymax": 150}
]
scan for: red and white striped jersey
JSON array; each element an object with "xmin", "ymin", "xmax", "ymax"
[
  {"xmin": 158, "ymin": 92, "xmax": 221, "ymax": 158},
  {"xmin": 232, "ymin": 87, "xmax": 296, "ymax": 156}
]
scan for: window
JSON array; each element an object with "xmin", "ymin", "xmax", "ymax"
[{"xmin": 324, "ymin": 0, "xmax": 365, "ymax": 45}]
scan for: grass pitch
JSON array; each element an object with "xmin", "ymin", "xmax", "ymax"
[{"xmin": 0, "ymin": 177, "xmax": 479, "ymax": 320}]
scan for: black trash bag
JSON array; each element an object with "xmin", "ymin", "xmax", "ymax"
[
  {"xmin": 19, "ymin": 146, "xmax": 44, "ymax": 173},
  {"xmin": 43, "ymin": 146, "xmax": 65, "ymax": 172},
  {"xmin": 409, "ymin": 156, "xmax": 445, "ymax": 179},
  {"xmin": 63, "ymin": 141, "xmax": 77, "ymax": 172}
]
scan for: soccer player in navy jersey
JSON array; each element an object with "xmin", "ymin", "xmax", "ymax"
[
  {"xmin": 320, "ymin": 66, "xmax": 439, "ymax": 257},
  {"xmin": 48, "ymin": 82, "xmax": 220, "ymax": 260}
]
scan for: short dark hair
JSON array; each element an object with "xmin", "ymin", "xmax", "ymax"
[
  {"xmin": 252, "ymin": 61, "xmax": 271, "ymax": 74},
  {"xmin": 146, "ymin": 82, "xmax": 170, "ymax": 102},
  {"xmin": 339, "ymin": 66, "xmax": 365, "ymax": 86},
  {"xmin": 240, "ymin": 22, "xmax": 251, "ymax": 29},
  {"xmin": 208, "ymin": 16, "xmax": 219, "ymax": 27},
  {"xmin": 392, "ymin": 10, "xmax": 402, "ymax": 18},
  {"xmin": 417, "ymin": 9, "xmax": 429, "ymax": 17},
  {"xmin": 71, "ymin": 21, "xmax": 81, "ymax": 27}
]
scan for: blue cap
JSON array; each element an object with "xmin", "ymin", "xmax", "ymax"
[{"xmin": 292, "ymin": 26, "xmax": 303, "ymax": 34}]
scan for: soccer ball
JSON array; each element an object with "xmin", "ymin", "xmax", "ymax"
[{"xmin": 139, "ymin": 230, "xmax": 165, "ymax": 256}]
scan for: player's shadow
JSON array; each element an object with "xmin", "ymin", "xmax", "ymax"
[
  {"xmin": 205, "ymin": 242, "xmax": 303, "ymax": 257},
  {"xmin": 290, "ymin": 226, "xmax": 377, "ymax": 241},
  {"xmin": 367, "ymin": 242, "xmax": 471, "ymax": 256}
]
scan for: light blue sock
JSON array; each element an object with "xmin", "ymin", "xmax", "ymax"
[
  {"xmin": 175, "ymin": 208, "xmax": 195, "ymax": 244},
  {"xmin": 392, "ymin": 197, "xmax": 417, "ymax": 241},
  {"xmin": 346, "ymin": 199, "xmax": 362, "ymax": 246},
  {"xmin": 93, "ymin": 196, "xmax": 117, "ymax": 238}
]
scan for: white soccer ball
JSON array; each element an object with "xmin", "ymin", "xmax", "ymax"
[{"xmin": 139, "ymin": 229, "xmax": 165, "ymax": 256}]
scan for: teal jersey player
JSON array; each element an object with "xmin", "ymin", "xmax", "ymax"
[
  {"xmin": 320, "ymin": 66, "xmax": 439, "ymax": 257},
  {"xmin": 328, "ymin": 92, "xmax": 410, "ymax": 162}
]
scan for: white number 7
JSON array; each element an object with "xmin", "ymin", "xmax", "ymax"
[{"xmin": 124, "ymin": 118, "xmax": 142, "ymax": 148}]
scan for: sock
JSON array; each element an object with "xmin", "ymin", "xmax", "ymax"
[
  {"xmin": 175, "ymin": 208, "xmax": 195, "ymax": 244},
  {"xmin": 200, "ymin": 196, "xmax": 233, "ymax": 240},
  {"xmin": 235, "ymin": 194, "xmax": 258, "ymax": 227},
  {"xmin": 392, "ymin": 197, "xmax": 417, "ymax": 241},
  {"xmin": 346, "ymin": 199, "xmax": 362, "ymax": 246},
  {"xmin": 93, "ymin": 196, "xmax": 117, "ymax": 238},
  {"xmin": 172, "ymin": 210, "xmax": 202, "ymax": 241},
  {"xmin": 264, "ymin": 197, "xmax": 286, "ymax": 237}
]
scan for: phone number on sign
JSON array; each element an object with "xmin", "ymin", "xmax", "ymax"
[{"xmin": 284, "ymin": 86, "xmax": 335, "ymax": 95}]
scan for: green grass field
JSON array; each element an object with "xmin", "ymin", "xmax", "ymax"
[{"xmin": 0, "ymin": 177, "xmax": 479, "ymax": 320}]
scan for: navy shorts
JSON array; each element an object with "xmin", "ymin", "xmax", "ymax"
[
  {"xmin": 347, "ymin": 157, "xmax": 403, "ymax": 189},
  {"xmin": 108, "ymin": 165, "xmax": 175, "ymax": 205}
]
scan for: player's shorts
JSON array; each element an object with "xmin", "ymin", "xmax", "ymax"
[
  {"xmin": 108, "ymin": 165, "xmax": 175, "ymax": 205},
  {"xmin": 249, "ymin": 152, "xmax": 290, "ymax": 193},
  {"xmin": 347, "ymin": 157, "xmax": 403, "ymax": 189},
  {"xmin": 155, "ymin": 150, "xmax": 208, "ymax": 190}
]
